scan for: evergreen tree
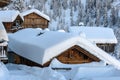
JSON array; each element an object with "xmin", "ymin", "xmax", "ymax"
[
  {"xmin": 62, "ymin": 0, "xmax": 68, "ymax": 10},
  {"xmin": 111, "ymin": 7, "xmax": 116, "ymax": 26},
  {"xmin": 103, "ymin": 2, "xmax": 108, "ymax": 27},
  {"xmin": 95, "ymin": 0, "xmax": 100, "ymax": 26},
  {"xmin": 13, "ymin": 0, "xmax": 25, "ymax": 12}
]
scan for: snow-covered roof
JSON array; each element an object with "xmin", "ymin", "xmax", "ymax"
[
  {"xmin": 0, "ymin": 21, "xmax": 8, "ymax": 41},
  {"xmin": 69, "ymin": 26, "xmax": 117, "ymax": 44},
  {"xmin": 0, "ymin": 10, "xmax": 24, "ymax": 22},
  {"xmin": 21, "ymin": 9, "xmax": 50, "ymax": 21},
  {"xmin": 8, "ymin": 28, "xmax": 120, "ymax": 69}
]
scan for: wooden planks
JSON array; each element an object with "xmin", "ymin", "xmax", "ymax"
[{"xmin": 22, "ymin": 13, "xmax": 49, "ymax": 29}]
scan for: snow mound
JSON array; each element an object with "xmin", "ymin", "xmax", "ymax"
[
  {"xmin": 0, "ymin": 62, "xmax": 10, "ymax": 80},
  {"xmin": 6, "ymin": 63, "xmax": 66, "ymax": 80},
  {"xmin": 57, "ymin": 29, "xmax": 66, "ymax": 32},
  {"xmin": 73, "ymin": 66, "xmax": 120, "ymax": 80}
]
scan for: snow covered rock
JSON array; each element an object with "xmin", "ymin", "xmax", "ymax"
[
  {"xmin": 39, "ymin": 67, "xmax": 66, "ymax": 80},
  {"xmin": 43, "ymin": 28, "xmax": 50, "ymax": 32},
  {"xmin": 57, "ymin": 29, "xmax": 66, "ymax": 32}
]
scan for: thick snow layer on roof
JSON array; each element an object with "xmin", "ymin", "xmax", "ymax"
[
  {"xmin": 8, "ymin": 28, "xmax": 120, "ymax": 69},
  {"xmin": 69, "ymin": 26, "xmax": 117, "ymax": 44},
  {"xmin": 0, "ymin": 21, "xmax": 8, "ymax": 41},
  {"xmin": 0, "ymin": 10, "xmax": 23, "ymax": 22},
  {"xmin": 21, "ymin": 9, "xmax": 50, "ymax": 21}
]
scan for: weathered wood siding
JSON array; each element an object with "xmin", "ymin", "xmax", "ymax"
[
  {"xmin": 57, "ymin": 45, "xmax": 100, "ymax": 64},
  {"xmin": 22, "ymin": 13, "xmax": 49, "ymax": 29},
  {"xmin": 96, "ymin": 43, "xmax": 116, "ymax": 53},
  {"xmin": 3, "ymin": 22, "xmax": 13, "ymax": 33}
]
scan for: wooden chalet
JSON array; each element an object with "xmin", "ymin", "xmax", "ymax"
[
  {"xmin": 11, "ymin": 45, "xmax": 100, "ymax": 67},
  {"xmin": 8, "ymin": 29, "xmax": 119, "ymax": 67},
  {"xmin": 0, "ymin": 0, "xmax": 10, "ymax": 7},
  {"xmin": 21, "ymin": 9, "xmax": 50, "ymax": 29},
  {"xmin": 69, "ymin": 27, "xmax": 118, "ymax": 53},
  {"xmin": 0, "ymin": 10, "xmax": 24, "ymax": 33}
]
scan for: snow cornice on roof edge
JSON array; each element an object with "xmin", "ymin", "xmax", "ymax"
[{"xmin": 0, "ymin": 21, "xmax": 9, "ymax": 41}]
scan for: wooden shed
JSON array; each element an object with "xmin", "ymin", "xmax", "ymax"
[
  {"xmin": 0, "ymin": 10, "xmax": 24, "ymax": 33},
  {"xmin": 0, "ymin": 0, "xmax": 10, "ymax": 7},
  {"xmin": 21, "ymin": 9, "xmax": 50, "ymax": 29},
  {"xmin": 69, "ymin": 27, "xmax": 118, "ymax": 53}
]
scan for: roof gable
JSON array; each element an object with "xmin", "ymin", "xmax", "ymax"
[
  {"xmin": 21, "ymin": 9, "xmax": 50, "ymax": 21},
  {"xmin": 0, "ymin": 10, "xmax": 24, "ymax": 22},
  {"xmin": 56, "ymin": 45, "xmax": 100, "ymax": 64}
]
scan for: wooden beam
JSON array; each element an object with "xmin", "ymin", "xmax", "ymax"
[{"xmin": 74, "ymin": 45, "xmax": 100, "ymax": 61}]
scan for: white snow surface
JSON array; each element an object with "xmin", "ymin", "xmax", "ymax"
[
  {"xmin": 8, "ymin": 28, "xmax": 120, "ymax": 69},
  {"xmin": 0, "ymin": 62, "xmax": 10, "ymax": 80},
  {"xmin": 50, "ymin": 58, "xmax": 120, "ymax": 80},
  {"xmin": 69, "ymin": 26, "xmax": 117, "ymax": 44},
  {"xmin": 0, "ymin": 61, "xmax": 120, "ymax": 80},
  {"xmin": 21, "ymin": 9, "xmax": 50, "ymax": 21},
  {"xmin": 73, "ymin": 66, "xmax": 120, "ymax": 80},
  {"xmin": 0, "ymin": 10, "xmax": 23, "ymax": 22},
  {"xmin": 5, "ymin": 63, "xmax": 66, "ymax": 80}
]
